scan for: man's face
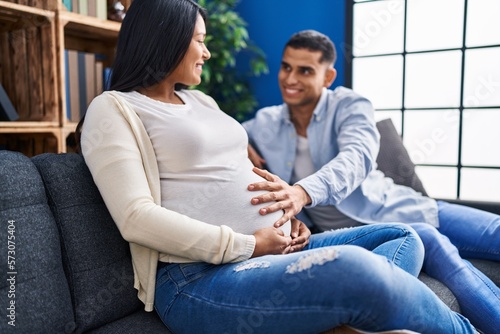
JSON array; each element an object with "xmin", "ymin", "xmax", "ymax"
[{"xmin": 278, "ymin": 47, "xmax": 336, "ymax": 111}]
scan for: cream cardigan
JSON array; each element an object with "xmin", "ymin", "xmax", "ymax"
[{"xmin": 81, "ymin": 91, "xmax": 256, "ymax": 311}]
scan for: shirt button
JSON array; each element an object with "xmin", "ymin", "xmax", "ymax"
[{"xmin": 287, "ymin": 162, "xmax": 292, "ymax": 167}]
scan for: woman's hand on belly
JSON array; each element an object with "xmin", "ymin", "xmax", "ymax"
[
  {"xmin": 251, "ymin": 227, "xmax": 293, "ymax": 258},
  {"xmin": 289, "ymin": 217, "xmax": 311, "ymax": 253},
  {"xmin": 248, "ymin": 167, "xmax": 312, "ymax": 228}
]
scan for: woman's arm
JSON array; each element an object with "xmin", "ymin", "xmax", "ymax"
[{"xmin": 81, "ymin": 93, "xmax": 256, "ymax": 264}]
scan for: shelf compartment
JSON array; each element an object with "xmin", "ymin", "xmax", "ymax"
[
  {"xmin": 0, "ymin": 2, "xmax": 119, "ymax": 155},
  {"xmin": 59, "ymin": 11, "xmax": 119, "ymax": 72},
  {"xmin": 0, "ymin": 130, "xmax": 61, "ymax": 156},
  {"xmin": 0, "ymin": 1, "xmax": 54, "ymax": 30},
  {"xmin": 60, "ymin": 10, "xmax": 119, "ymax": 46}
]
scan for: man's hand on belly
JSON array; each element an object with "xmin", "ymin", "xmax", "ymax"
[{"xmin": 248, "ymin": 167, "xmax": 311, "ymax": 228}]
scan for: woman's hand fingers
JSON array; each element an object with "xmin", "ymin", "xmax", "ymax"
[
  {"xmin": 289, "ymin": 218, "xmax": 311, "ymax": 252},
  {"xmin": 251, "ymin": 227, "xmax": 292, "ymax": 258}
]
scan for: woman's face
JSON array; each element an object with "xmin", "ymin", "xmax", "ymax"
[{"xmin": 170, "ymin": 14, "xmax": 211, "ymax": 86}]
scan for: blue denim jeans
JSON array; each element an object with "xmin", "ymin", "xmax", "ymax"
[
  {"xmin": 410, "ymin": 200, "xmax": 500, "ymax": 334},
  {"xmin": 154, "ymin": 223, "xmax": 474, "ymax": 333}
]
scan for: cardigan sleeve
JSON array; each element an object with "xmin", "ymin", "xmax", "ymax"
[{"xmin": 81, "ymin": 93, "xmax": 255, "ymax": 264}]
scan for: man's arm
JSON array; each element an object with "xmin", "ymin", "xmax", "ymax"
[
  {"xmin": 247, "ymin": 91, "xmax": 379, "ymax": 218},
  {"xmin": 297, "ymin": 96, "xmax": 379, "ymax": 207},
  {"xmin": 247, "ymin": 144, "xmax": 266, "ymax": 169}
]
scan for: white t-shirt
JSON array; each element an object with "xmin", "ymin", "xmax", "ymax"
[
  {"xmin": 291, "ymin": 135, "xmax": 361, "ymax": 231},
  {"xmin": 116, "ymin": 90, "xmax": 290, "ymax": 236}
]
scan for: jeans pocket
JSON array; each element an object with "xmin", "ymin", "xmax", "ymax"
[{"xmin": 178, "ymin": 262, "xmax": 215, "ymax": 284}]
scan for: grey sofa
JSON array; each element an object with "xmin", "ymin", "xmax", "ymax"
[
  {"xmin": 0, "ymin": 118, "xmax": 498, "ymax": 333},
  {"xmin": 0, "ymin": 150, "xmax": 168, "ymax": 333}
]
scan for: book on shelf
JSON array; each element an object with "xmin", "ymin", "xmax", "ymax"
[
  {"xmin": 65, "ymin": 50, "xmax": 107, "ymax": 122},
  {"xmin": 79, "ymin": 0, "xmax": 88, "ymax": 16},
  {"xmin": 67, "ymin": 49, "xmax": 80, "ymax": 122},
  {"xmin": 0, "ymin": 83, "xmax": 20, "ymax": 121},
  {"xmin": 66, "ymin": 0, "xmax": 107, "ymax": 20},
  {"xmin": 95, "ymin": 59, "xmax": 104, "ymax": 95},
  {"xmin": 88, "ymin": 0, "xmax": 97, "ymax": 17},
  {"xmin": 77, "ymin": 51, "xmax": 88, "ymax": 118},
  {"xmin": 62, "ymin": 0, "xmax": 72, "ymax": 11},
  {"xmin": 96, "ymin": 0, "xmax": 107, "ymax": 20},
  {"xmin": 64, "ymin": 50, "xmax": 71, "ymax": 120},
  {"xmin": 103, "ymin": 67, "xmax": 112, "ymax": 90}
]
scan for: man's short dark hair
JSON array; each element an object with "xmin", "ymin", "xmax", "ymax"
[{"xmin": 284, "ymin": 29, "xmax": 337, "ymax": 66}]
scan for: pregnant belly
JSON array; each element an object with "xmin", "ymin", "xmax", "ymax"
[{"xmin": 161, "ymin": 178, "xmax": 291, "ymax": 236}]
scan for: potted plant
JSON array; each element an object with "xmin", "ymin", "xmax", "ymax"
[{"xmin": 196, "ymin": 0, "xmax": 268, "ymax": 122}]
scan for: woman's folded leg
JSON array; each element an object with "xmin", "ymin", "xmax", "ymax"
[
  {"xmin": 308, "ymin": 223, "xmax": 424, "ymax": 277},
  {"xmin": 155, "ymin": 245, "xmax": 475, "ymax": 334}
]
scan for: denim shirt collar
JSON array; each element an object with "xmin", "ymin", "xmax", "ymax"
[{"xmin": 282, "ymin": 87, "xmax": 329, "ymax": 125}]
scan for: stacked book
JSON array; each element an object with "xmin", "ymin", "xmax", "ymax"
[
  {"xmin": 64, "ymin": 51, "xmax": 111, "ymax": 122},
  {"xmin": 62, "ymin": 0, "xmax": 107, "ymax": 20},
  {"xmin": 62, "ymin": 0, "xmax": 112, "ymax": 122}
]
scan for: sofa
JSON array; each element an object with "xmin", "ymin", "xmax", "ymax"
[{"xmin": 0, "ymin": 118, "xmax": 498, "ymax": 333}]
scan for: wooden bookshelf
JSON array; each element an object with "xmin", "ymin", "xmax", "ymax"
[
  {"xmin": 0, "ymin": 1, "xmax": 54, "ymax": 26},
  {"xmin": 61, "ymin": 10, "xmax": 119, "ymax": 59},
  {"xmin": 0, "ymin": 0, "xmax": 120, "ymax": 156}
]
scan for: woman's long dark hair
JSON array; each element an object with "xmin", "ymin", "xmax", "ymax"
[
  {"xmin": 110, "ymin": 0, "xmax": 207, "ymax": 91},
  {"xmin": 75, "ymin": 0, "xmax": 207, "ymax": 152}
]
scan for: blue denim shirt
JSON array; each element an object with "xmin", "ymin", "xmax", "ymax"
[{"xmin": 242, "ymin": 87, "xmax": 438, "ymax": 227}]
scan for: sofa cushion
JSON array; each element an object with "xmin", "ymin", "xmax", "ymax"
[
  {"xmin": 376, "ymin": 119, "xmax": 428, "ymax": 196},
  {"xmin": 32, "ymin": 153, "xmax": 144, "ymax": 333},
  {"xmin": 0, "ymin": 150, "xmax": 74, "ymax": 333},
  {"xmin": 469, "ymin": 258, "xmax": 500, "ymax": 288},
  {"xmin": 87, "ymin": 309, "xmax": 171, "ymax": 334},
  {"xmin": 417, "ymin": 273, "xmax": 460, "ymax": 313}
]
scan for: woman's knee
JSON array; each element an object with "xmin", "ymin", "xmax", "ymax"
[
  {"xmin": 330, "ymin": 245, "xmax": 399, "ymax": 289},
  {"xmin": 379, "ymin": 223, "xmax": 425, "ymax": 256},
  {"xmin": 329, "ymin": 246, "xmax": 407, "ymax": 315},
  {"xmin": 392, "ymin": 223, "xmax": 424, "ymax": 247},
  {"xmin": 376, "ymin": 222, "xmax": 422, "ymax": 242}
]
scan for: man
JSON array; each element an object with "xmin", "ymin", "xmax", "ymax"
[{"xmin": 242, "ymin": 29, "xmax": 499, "ymax": 334}]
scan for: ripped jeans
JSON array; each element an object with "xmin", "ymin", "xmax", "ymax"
[{"xmin": 154, "ymin": 223, "xmax": 475, "ymax": 334}]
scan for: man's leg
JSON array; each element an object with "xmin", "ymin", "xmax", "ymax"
[
  {"xmin": 410, "ymin": 222, "xmax": 500, "ymax": 334},
  {"xmin": 436, "ymin": 200, "xmax": 500, "ymax": 261}
]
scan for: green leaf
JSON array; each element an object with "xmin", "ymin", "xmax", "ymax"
[{"xmin": 195, "ymin": 0, "xmax": 268, "ymax": 121}]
